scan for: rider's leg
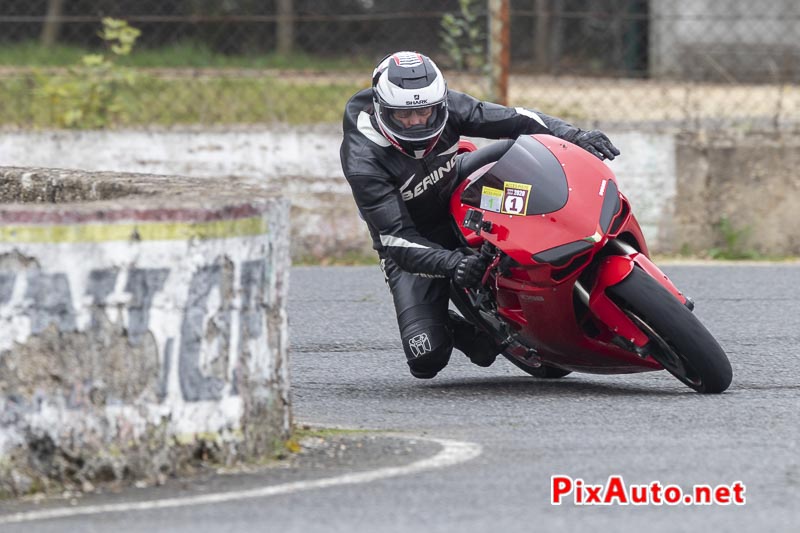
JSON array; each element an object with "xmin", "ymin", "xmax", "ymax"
[
  {"xmin": 381, "ymin": 255, "xmax": 500, "ymax": 374},
  {"xmin": 448, "ymin": 310, "xmax": 500, "ymax": 367},
  {"xmin": 382, "ymin": 257, "xmax": 454, "ymax": 379}
]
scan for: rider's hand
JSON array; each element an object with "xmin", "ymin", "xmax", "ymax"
[
  {"xmin": 452, "ymin": 254, "xmax": 488, "ymax": 289},
  {"xmin": 574, "ymin": 130, "xmax": 620, "ymax": 161}
]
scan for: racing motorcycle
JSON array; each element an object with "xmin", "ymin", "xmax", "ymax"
[{"xmin": 449, "ymin": 134, "xmax": 732, "ymax": 393}]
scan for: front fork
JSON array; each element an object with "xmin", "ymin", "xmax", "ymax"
[{"xmin": 575, "ymin": 239, "xmax": 692, "ymax": 350}]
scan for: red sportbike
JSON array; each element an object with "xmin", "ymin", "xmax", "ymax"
[{"xmin": 450, "ymin": 134, "xmax": 732, "ymax": 393}]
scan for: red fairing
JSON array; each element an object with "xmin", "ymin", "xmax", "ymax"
[
  {"xmin": 589, "ymin": 256, "xmax": 649, "ymax": 347},
  {"xmin": 450, "ymin": 134, "xmax": 687, "ymax": 373},
  {"xmin": 452, "ymin": 134, "xmax": 618, "ymax": 266},
  {"xmin": 457, "ymin": 139, "xmax": 478, "ymax": 154}
]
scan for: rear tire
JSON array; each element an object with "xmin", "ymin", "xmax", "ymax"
[{"xmin": 606, "ymin": 267, "xmax": 732, "ymax": 393}]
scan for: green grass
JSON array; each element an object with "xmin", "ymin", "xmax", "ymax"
[
  {"xmin": 0, "ymin": 42, "xmax": 88, "ymax": 66},
  {"xmin": 292, "ymin": 425, "xmax": 376, "ymax": 440},
  {"xmin": 0, "ymin": 41, "xmax": 374, "ymax": 70},
  {"xmin": 292, "ymin": 249, "xmax": 378, "ymax": 267},
  {"xmin": 0, "ymin": 73, "xmax": 363, "ymax": 127},
  {"xmin": 0, "ymin": 38, "xmax": 368, "ymax": 128}
]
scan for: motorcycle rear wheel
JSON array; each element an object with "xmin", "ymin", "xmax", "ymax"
[{"xmin": 606, "ymin": 267, "xmax": 732, "ymax": 393}]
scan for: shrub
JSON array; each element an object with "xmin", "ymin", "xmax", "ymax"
[{"xmin": 36, "ymin": 18, "xmax": 141, "ymax": 128}]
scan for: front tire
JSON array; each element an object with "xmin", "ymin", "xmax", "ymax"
[{"xmin": 606, "ymin": 267, "xmax": 732, "ymax": 393}]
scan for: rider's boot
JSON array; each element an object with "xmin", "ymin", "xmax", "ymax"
[{"xmin": 448, "ymin": 310, "xmax": 501, "ymax": 367}]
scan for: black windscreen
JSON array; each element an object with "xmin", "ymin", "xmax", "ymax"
[{"xmin": 460, "ymin": 135, "xmax": 568, "ymax": 216}]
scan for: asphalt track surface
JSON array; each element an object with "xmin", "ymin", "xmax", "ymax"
[{"xmin": 1, "ymin": 263, "xmax": 798, "ymax": 532}]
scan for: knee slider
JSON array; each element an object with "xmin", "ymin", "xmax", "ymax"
[{"xmin": 402, "ymin": 322, "xmax": 453, "ymax": 377}]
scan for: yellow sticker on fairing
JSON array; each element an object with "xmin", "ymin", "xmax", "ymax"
[
  {"xmin": 480, "ymin": 186, "xmax": 503, "ymax": 212},
  {"xmin": 501, "ymin": 181, "xmax": 532, "ymax": 215}
]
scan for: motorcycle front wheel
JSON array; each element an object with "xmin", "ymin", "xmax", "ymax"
[{"xmin": 606, "ymin": 267, "xmax": 732, "ymax": 393}]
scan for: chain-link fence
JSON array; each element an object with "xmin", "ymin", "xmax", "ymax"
[{"xmin": 0, "ymin": 0, "xmax": 798, "ymax": 129}]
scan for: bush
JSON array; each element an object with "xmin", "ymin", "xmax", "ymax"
[
  {"xmin": 36, "ymin": 18, "xmax": 141, "ymax": 128},
  {"xmin": 440, "ymin": 0, "xmax": 485, "ymax": 72}
]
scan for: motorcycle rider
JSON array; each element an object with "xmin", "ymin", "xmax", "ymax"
[{"xmin": 340, "ymin": 51, "xmax": 619, "ymax": 379}]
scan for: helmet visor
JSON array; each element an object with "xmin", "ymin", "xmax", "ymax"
[{"xmin": 377, "ymin": 101, "xmax": 448, "ymax": 142}]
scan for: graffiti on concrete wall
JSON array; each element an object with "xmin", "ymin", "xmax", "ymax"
[{"xmin": 0, "ymin": 256, "xmax": 269, "ymax": 406}]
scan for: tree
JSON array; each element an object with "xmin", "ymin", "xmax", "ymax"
[
  {"xmin": 277, "ymin": 0, "xmax": 295, "ymax": 55},
  {"xmin": 40, "ymin": 0, "xmax": 66, "ymax": 47}
]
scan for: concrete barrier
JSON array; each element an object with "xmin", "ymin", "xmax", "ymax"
[
  {"xmin": 1, "ymin": 127, "xmax": 798, "ymax": 258},
  {"xmin": 669, "ymin": 131, "xmax": 800, "ymax": 255},
  {"xmin": 0, "ymin": 167, "xmax": 291, "ymax": 495},
  {"xmin": 0, "ymin": 127, "xmax": 368, "ymax": 264}
]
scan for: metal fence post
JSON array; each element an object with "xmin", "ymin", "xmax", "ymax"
[{"xmin": 487, "ymin": 0, "xmax": 510, "ymax": 105}]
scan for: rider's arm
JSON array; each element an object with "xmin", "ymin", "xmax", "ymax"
[
  {"xmin": 449, "ymin": 90, "xmax": 580, "ymax": 141},
  {"xmin": 450, "ymin": 90, "xmax": 619, "ymax": 160},
  {"xmin": 346, "ymin": 172, "xmax": 462, "ymax": 278}
]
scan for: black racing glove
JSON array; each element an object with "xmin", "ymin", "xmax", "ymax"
[
  {"xmin": 574, "ymin": 130, "xmax": 620, "ymax": 161},
  {"xmin": 452, "ymin": 254, "xmax": 489, "ymax": 289}
]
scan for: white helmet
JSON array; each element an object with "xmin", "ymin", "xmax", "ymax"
[{"xmin": 371, "ymin": 51, "xmax": 449, "ymax": 159}]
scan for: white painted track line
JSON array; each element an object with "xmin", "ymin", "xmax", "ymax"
[{"xmin": 0, "ymin": 437, "xmax": 482, "ymax": 525}]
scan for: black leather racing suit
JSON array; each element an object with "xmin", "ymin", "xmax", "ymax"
[{"xmin": 339, "ymin": 88, "xmax": 582, "ymax": 377}]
